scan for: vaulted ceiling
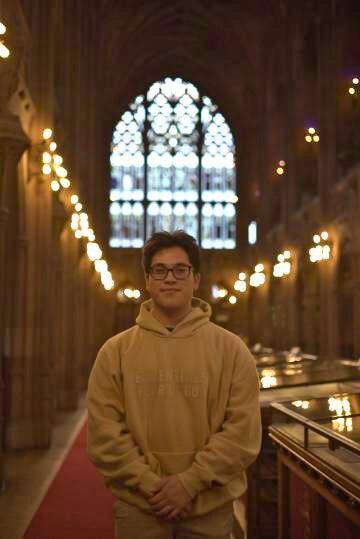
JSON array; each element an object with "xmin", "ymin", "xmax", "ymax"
[{"xmin": 96, "ymin": 0, "xmax": 287, "ymax": 135}]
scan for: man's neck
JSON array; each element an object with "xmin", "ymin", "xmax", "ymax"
[{"xmin": 152, "ymin": 305, "xmax": 192, "ymax": 328}]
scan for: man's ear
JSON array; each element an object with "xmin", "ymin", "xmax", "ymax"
[{"xmin": 193, "ymin": 272, "xmax": 201, "ymax": 291}]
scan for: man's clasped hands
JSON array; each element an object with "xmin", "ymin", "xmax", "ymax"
[{"xmin": 149, "ymin": 475, "xmax": 193, "ymax": 521}]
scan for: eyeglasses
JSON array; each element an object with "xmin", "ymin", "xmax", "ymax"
[{"xmin": 149, "ymin": 264, "xmax": 193, "ymax": 280}]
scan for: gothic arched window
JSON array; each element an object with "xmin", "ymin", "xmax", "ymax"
[{"xmin": 109, "ymin": 77, "xmax": 237, "ymax": 249}]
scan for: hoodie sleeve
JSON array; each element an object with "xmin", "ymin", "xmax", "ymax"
[
  {"xmin": 86, "ymin": 344, "xmax": 160, "ymax": 498},
  {"xmin": 177, "ymin": 344, "xmax": 261, "ymax": 498}
]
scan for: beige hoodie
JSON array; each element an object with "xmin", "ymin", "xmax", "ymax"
[{"xmin": 87, "ymin": 298, "xmax": 261, "ymax": 517}]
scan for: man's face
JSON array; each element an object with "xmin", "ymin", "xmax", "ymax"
[{"xmin": 145, "ymin": 246, "xmax": 200, "ymax": 313}]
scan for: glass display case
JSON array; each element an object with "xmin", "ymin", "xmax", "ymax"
[
  {"xmin": 246, "ymin": 354, "xmax": 360, "ymax": 539},
  {"xmin": 268, "ymin": 392, "xmax": 360, "ymax": 538}
]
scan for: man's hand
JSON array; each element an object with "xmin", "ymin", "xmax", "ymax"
[{"xmin": 149, "ymin": 475, "xmax": 192, "ymax": 521}]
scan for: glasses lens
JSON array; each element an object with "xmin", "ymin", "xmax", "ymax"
[
  {"xmin": 151, "ymin": 265, "xmax": 167, "ymax": 279},
  {"xmin": 173, "ymin": 266, "xmax": 189, "ymax": 279},
  {"xmin": 150, "ymin": 264, "xmax": 191, "ymax": 280}
]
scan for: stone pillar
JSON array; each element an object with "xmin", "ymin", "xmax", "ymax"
[{"xmin": 0, "ymin": 116, "xmax": 29, "ymax": 461}]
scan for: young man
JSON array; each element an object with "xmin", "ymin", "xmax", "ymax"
[{"xmin": 87, "ymin": 231, "xmax": 261, "ymax": 539}]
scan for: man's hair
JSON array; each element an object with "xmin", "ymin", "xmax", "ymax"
[{"xmin": 142, "ymin": 230, "xmax": 200, "ymax": 274}]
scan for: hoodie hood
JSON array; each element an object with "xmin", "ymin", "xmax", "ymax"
[{"xmin": 135, "ymin": 297, "xmax": 211, "ymax": 338}]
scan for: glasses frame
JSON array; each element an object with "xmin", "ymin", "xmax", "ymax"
[{"xmin": 149, "ymin": 264, "xmax": 193, "ymax": 280}]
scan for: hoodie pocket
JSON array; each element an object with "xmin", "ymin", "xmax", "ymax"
[{"xmin": 151, "ymin": 450, "xmax": 197, "ymax": 475}]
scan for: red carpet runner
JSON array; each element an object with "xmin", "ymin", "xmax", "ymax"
[{"xmin": 24, "ymin": 420, "xmax": 115, "ymax": 538}]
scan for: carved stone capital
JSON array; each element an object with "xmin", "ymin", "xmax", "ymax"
[
  {"xmin": 0, "ymin": 1, "xmax": 30, "ymax": 115},
  {"xmin": 0, "ymin": 112, "xmax": 30, "ymax": 158}
]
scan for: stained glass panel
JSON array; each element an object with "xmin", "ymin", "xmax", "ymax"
[{"xmin": 110, "ymin": 78, "xmax": 237, "ymax": 249}]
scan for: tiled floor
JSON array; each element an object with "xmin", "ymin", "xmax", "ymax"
[{"xmin": 0, "ymin": 396, "xmax": 87, "ymax": 539}]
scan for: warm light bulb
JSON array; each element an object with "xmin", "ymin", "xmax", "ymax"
[
  {"xmin": 349, "ymin": 87, "xmax": 356, "ymax": 95},
  {"xmin": 255, "ymin": 263, "xmax": 264, "ymax": 273},
  {"xmin": 352, "ymin": 78, "xmax": 359, "ymax": 85},
  {"xmin": 313, "ymin": 135, "xmax": 320, "ymax": 143},
  {"xmin": 305, "ymin": 135, "xmax": 312, "ymax": 143},
  {"xmin": 229, "ymin": 295, "xmax": 237, "ymax": 305},
  {"xmin": 0, "ymin": 22, "xmax": 6, "ymax": 35},
  {"xmin": 277, "ymin": 254, "xmax": 284, "ymax": 262},
  {"xmin": 42, "ymin": 164, "xmax": 51, "ymax": 175},
  {"xmin": 75, "ymin": 203, "xmax": 82, "ymax": 212},
  {"xmin": 284, "ymin": 250, "xmax": 291, "ymax": 259},
  {"xmin": 313, "ymin": 234, "xmax": 321, "ymax": 244},
  {"xmin": 53, "ymin": 154, "xmax": 63, "ymax": 166},
  {"xmin": 279, "ymin": 160, "xmax": 286, "ymax": 167},
  {"xmin": 321, "ymin": 231, "xmax": 329, "ymax": 241},
  {"xmin": 49, "ymin": 142, "xmax": 57, "ymax": 152},
  {"xmin": 43, "ymin": 128, "xmax": 52, "ymax": 140},
  {"xmin": 239, "ymin": 272, "xmax": 246, "ymax": 280},
  {"xmin": 0, "ymin": 42, "xmax": 10, "ymax": 58},
  {"xmin": 308, "ymin": 127, "xmax": 315, "ymax": 135},
  {"xmin": 75, "ymin": 230, "xmax": 82, "ymax": 238},
  {"xmin": 71, "ymin": 194, "xmax": 79, "ymax": 204},
  {"xmin": 60, "ymin": 178, "xmax": 70, "ymax": 188},
  {"xmin": 42, "ymin": 152, "xmax": 51, "ymax": 164},
  {"xmin": 276, "ymin": 167, "xmax": 284, "ymax": 175},
  {"xmin": 55, "ymin": 166, "xmax": 67, "ymax": 178},
  {"xmin": 51, "ymin": 180, "xmax": 60, "ymax": 192}
]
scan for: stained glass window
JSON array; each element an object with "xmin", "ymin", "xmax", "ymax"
[{"xmin": 110, "ymin": 77, "xmax": 237, "ymax": 249}]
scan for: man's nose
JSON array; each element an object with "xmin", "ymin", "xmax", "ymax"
[{"xmin": 164, "ymin": 270, "xmax": 177, "ymax": 282}]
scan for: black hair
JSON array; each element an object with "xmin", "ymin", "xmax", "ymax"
[{"xmin": 142, "ymin": 230, "xmax": 200, "ymax": 274}]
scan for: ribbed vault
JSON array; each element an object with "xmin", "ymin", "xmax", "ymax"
[{"xmin": 97, "ymin": 0, "xmax": 284, "ymax": 136}]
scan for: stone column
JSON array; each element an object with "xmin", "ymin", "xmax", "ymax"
[{"xmin": 0, "ymin": 116, "xmax": 29, "ymax": 460}]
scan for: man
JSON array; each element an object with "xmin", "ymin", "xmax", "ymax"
[{"xmin": 87, "ymin": 230, "xmax": 261, "ymax": 539}]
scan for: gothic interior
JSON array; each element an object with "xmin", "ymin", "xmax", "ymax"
[{"xmin": 0, "ymin": 1, "xmax": 359, "ymax": 538}]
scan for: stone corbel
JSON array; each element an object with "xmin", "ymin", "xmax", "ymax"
[{"xmin": 0, "ymin": 114, "xmax": 30, "ymax": 209}]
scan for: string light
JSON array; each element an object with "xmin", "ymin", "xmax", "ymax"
[
  {"xmin": 39, "ymin": 129, "xmax": 115, "ymax": 291},
  {"xmin": 0, "ymin": 21, "xmax": 10, "ymax": 59}
]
